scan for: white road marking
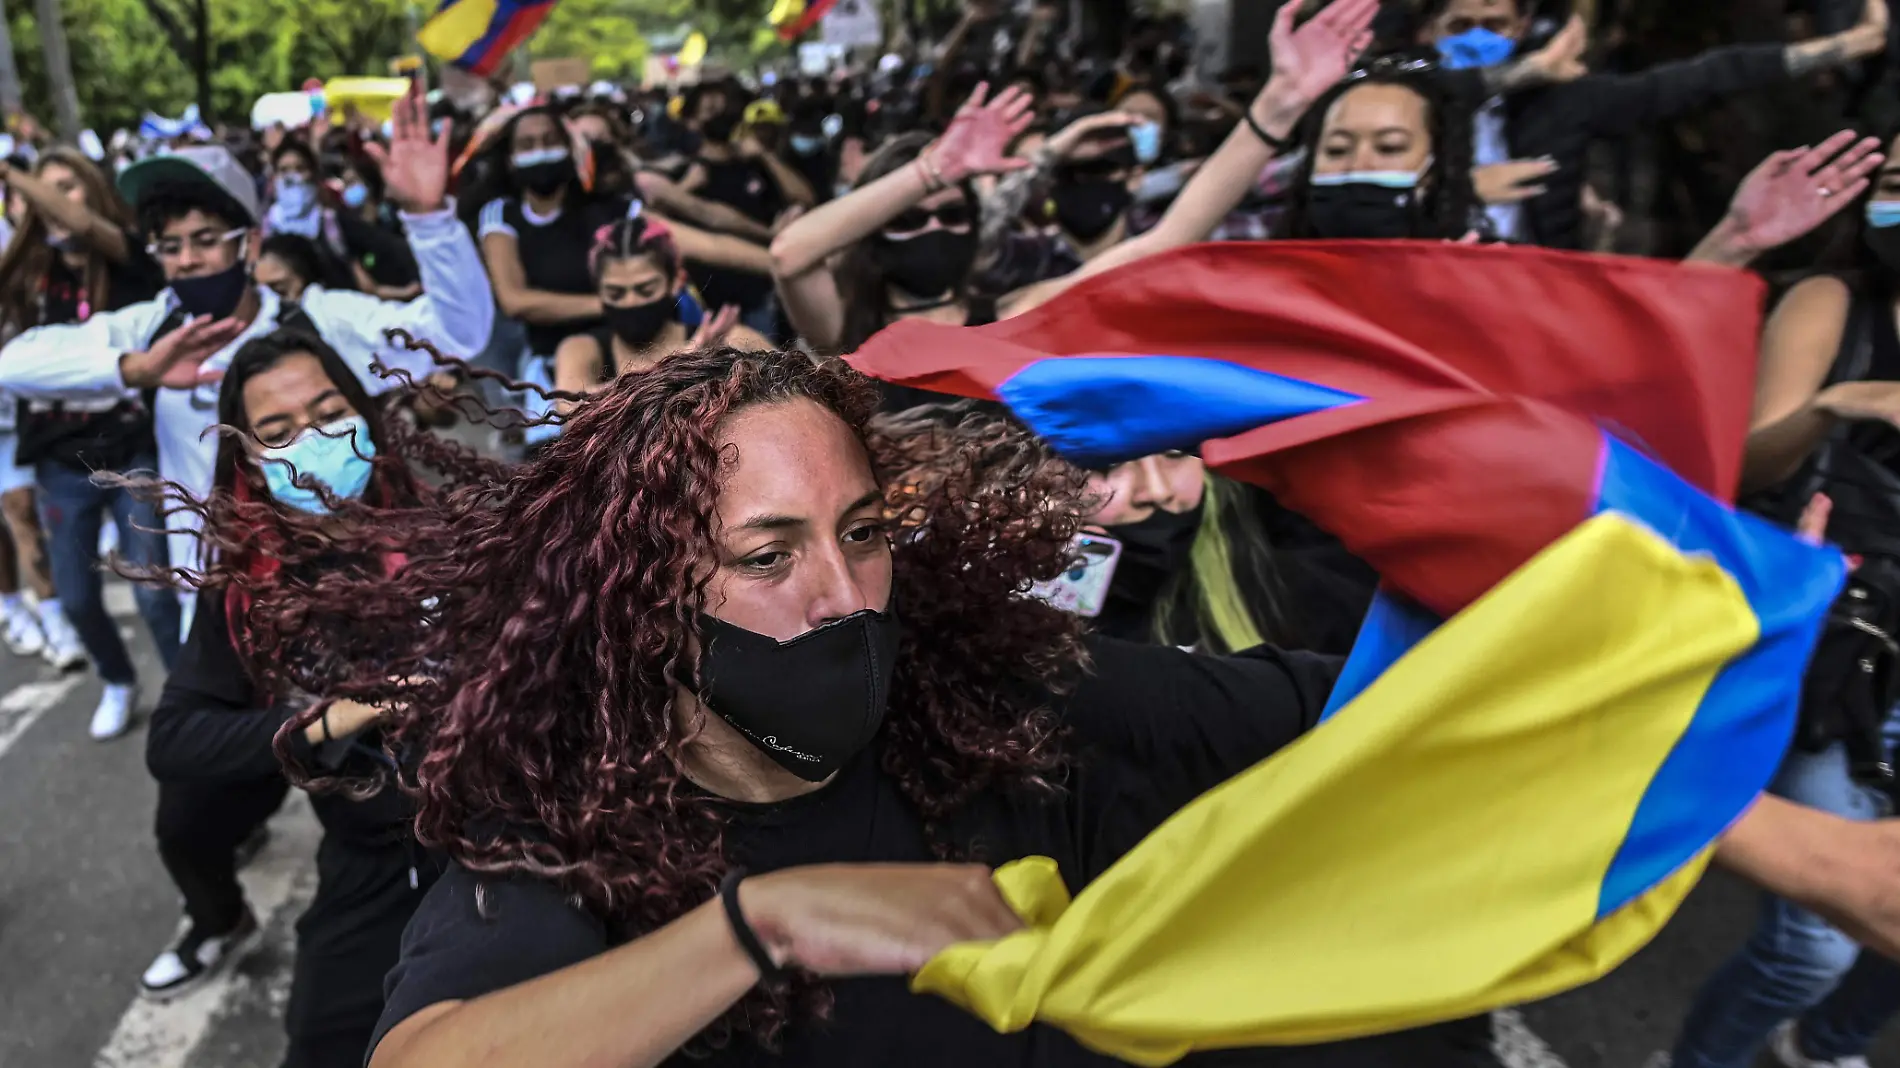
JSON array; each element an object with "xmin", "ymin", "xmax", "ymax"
[
  {"xmin": 0, "ymin": 675, "xmax": 83, "ymax": 760},
  {"xmin": 91, "ymin": 794, "xmax": 320, "ymax": 1068},
  {"xmin": 1494, "ymin": 1008, "xmax": 1571, "ymax": 1068}
]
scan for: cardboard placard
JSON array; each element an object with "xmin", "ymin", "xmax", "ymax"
[{"xmin": 532, "ymin": 57, "xmax": 592, "ymax": 94}]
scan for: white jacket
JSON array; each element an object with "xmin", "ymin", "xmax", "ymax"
[{"xmin": 0, "ymin": 203, "xmax": 495, "ymax": 576}]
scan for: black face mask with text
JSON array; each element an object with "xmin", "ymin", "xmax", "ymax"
[
  {"xmin": 1093, "ymin": 502, "xmax": 1205, "ymax": 641},
  {"xmin": 874, "ymin": 229, "xmax": 977, "ymax": 301},
  {"xmin": 694, "ymin": 606, "xmax": 901, "ymax": 782}
]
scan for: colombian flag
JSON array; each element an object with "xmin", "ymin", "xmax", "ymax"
[
  {"xmin": 418, "ymin": 0, "xmax": 556, "ymax": 77},
  {"xmin": 846, "ymin": 241, "xmax": 1847, "ymax": 1063}
]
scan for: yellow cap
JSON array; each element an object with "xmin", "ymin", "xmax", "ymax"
[{"xmin": 743, "ymin": 99, "xmax": 786, "ymax": 125}]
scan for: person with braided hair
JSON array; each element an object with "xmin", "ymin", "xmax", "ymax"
[{"xmin": 551, "ymin": 214, "xmax": 772, "ymax": 405}]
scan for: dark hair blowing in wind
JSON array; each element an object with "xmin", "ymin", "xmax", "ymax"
[{"xmin": 193, "ymin": 345, "xmax": 1092, "ymax": 1047}]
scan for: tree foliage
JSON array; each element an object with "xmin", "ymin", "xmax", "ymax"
[{"xmin": 10, "ymin": 0, "xmax": 796, "ymax": 134}]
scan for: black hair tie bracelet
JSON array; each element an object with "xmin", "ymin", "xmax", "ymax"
[
  {"xmin": 1244, "ymin": 108, "xmax": 1295, "ymax": 155},
  {"xmin": 720, "ymin": 868, "xmax": 786, "ymax": 984}
]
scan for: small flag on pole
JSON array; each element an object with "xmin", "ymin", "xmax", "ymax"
[{"xmin": 419, "ymin": 0, "xmax": 558, "ymax": 77}]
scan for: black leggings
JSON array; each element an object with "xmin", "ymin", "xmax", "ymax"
[{"xmin": 154, "ymin": 776, "xmax": 288, "ymax": 933}]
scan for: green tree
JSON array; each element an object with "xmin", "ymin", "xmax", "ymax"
[
  {"xmin": 10, "ymin": 0, "xmax": 410, "ymax": 132},
  {"xmin": 529, "ymin": 0, "xmax": 651, "ymax": 79}
]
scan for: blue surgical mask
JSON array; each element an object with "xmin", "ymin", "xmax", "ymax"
[
  {"xmin": 275, "ymin": 176, "xmax": 316, "ymax": 216},
  {"xmin": 341, "ymin": 183, "xmax": 369, "ymax": 209},
  {"xmin": 1868, "ymin": 200, "xmax": 1900, "ymax": 229},
  {"xmin": 1435, "ymin": 27, "xmax": 1517, "ymax": 70},
  {"xmin": 1130, "ymin": 121, "xmax": 1163, "ymax": 165},
  {"xmin": 1310, "ymin": 170, "xmax": 1423, "ymax": 190},
  {"xmin": 511, "ymin": 147, "xmax": 571, "ymax": 170},
  {"xmin": 790, "ymin": 133, "xmax": 827, "ymax": 157},
  {"xmin": 259, "ymin": 415, "xmax": 376, "ymax": 514}
]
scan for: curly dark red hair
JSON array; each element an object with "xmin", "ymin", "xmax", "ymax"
[{"xmin": 174, "ymin": 344, "xmax": 1095, "ymax": 1047}]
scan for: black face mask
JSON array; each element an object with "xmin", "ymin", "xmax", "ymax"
[
  {"xmin": 874, "ymin": 229, "xmax": 976, "ymax": 301},
  {"xmin": 172, "ymin": 258, "xmax": 250, "ymax": 319},
  {"xmin": 516, "ymin": 158, "xmax": 575, "ymax": 197},
  {"xmin": 1868, "ymin": 227, "xmax": 1900, "ymax": 274},
  {"xmin": 604, "ymin": 294, "xmax": 675, "ymax": 347},
  {"xmin": 1304, "ymin": 181, "xmax": 1419, "ymax": 240},
  {"xmin": 703, "ymin": 112, "xmax": 742, "ymax": 144},
  {"xmin": 1051, "ymin": 179, "xmax": 1132, "ymax": 241},
  {"xmin": 695, "ymin": 607, "xmax": 901, "ymax": 782},
  {"xmin": 1095, "ymin": 502, "xmax": 1205, "ymax": 641}
]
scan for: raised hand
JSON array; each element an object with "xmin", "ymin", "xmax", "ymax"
[
  {"xmin": 1720, "ymin": 131, "xmax": 1885, "ymax": 258},
  {"xmin": 1473, "ymin": 157, "xmax": 1559, "ymax": 205},
  {"xmin": 686, "ymin": 304, "xmax": 742, "ymax": 351},
  {"xmin": 1044, "ymin": 110, "xmax": 1143, "ymax": 162},
  {"xmin": 928, "ymin": 82, "xmax": 1036, "ymax": 185},
  {"xmin": 1259, "ymin": 0, "xmax": 1381, "ymax": 124},
  {"xmin": 120, "ymin": 315, "xmax": 246, "ymax": 390},
  {"xmin": 364, "ymin": 80, "xmax": 449, "ymax": 215},
  {"xmin": 1522, "ymin": 14, "xmax": 1589, "ymax": 84}
]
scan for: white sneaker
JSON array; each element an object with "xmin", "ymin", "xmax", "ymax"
[
  {"xmin": 37, "ymin": 601, "xmax": 86, "ymax": 672},
  {"xmin": 89, "ymin": 682, "xmax": 133, "ymax": 741},
  {"xmin": 2, "ymin": 602, "xmax": 44, "ymax": 657},
  {"xmin": 138, "ymin": 908, "xmax": 261, "ymax": 1001},
  {"xmin": 1770, "ymin": 1020, "xmax": 1872, "ymax": 1068}
]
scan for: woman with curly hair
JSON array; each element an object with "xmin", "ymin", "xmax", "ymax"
[
  {"xmin": 183, "ymin": 341, "xmax": 1330, "ymax": 1067},
  {"xmin": 138, "ymin": 328, "xmax": 468, "ymax": 1054}
]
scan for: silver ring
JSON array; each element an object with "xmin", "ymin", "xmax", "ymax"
[{"xmin": 1821, "ymin": 187, "xmax": 1835, "ymax": 198}]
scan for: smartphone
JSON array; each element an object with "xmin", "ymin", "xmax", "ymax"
[{"xmin": 1029, "ymin": 532, "xmax": 1123, "ymax": 618}]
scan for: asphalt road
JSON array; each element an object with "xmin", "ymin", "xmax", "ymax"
[{"xmin": 1, "ymin": 583, "xmax": 1897, "ymax": 1068}]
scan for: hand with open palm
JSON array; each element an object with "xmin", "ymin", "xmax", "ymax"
[
  {"xmin": 365, "ymin": 81, "xmax": 449, "ymax": 215},
  {"xmin": 928, "ymin": 82, "xmax": 1036, "ymax": 186},
  {"xmin": 1257, "ymin": 0, "xmax": 1381, "ymax": 129},
  {"xmin": 1727, "ymin": 131, "xmax": 1884, "ymax": 256}
]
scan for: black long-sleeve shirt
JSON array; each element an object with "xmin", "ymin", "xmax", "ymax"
[
  {"xmin": 1442, "ymin": 43, "xmax": 1792, "ymax": 249},
  {"xmin": 146, "ymin": 589, "xmax": 411, "ymax": 847}
]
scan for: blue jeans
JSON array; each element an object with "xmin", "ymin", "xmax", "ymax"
[
  {"xmin": 35, "ymin": 457, "xmax": 180, "ymax": 684},
  {"xmin": 1670, "ymin": 742, "xmax": 1893, "ymax": 1068}
]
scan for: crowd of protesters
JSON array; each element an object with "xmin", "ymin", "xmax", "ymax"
[{"xmin": 7, "ymin": 0, "xmax": 1900, "ymax": 1066}]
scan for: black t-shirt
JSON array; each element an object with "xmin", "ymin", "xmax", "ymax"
[
  {"xmin": 370, "ymin": 638, "xmax": 1342, "ymax": 1066},
  {"xmin": 688, "ymin": 157, "xmax": 782, "ymax": 312},
  {"xmin": 481, "ymin": 195, "xmax": 630, "ymax": 357},
  {"xmin": 18, "ymin": 236, "xmax": 164, "ymax": 470}
]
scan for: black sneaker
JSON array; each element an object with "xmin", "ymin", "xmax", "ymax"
[{"xmin": 137, "ymin": 909, "xmax": 262, "ymax": 1001}]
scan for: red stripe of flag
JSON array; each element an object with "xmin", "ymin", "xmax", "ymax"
[{"xmin": 778, "ymin": 0, "xmax": 840, "ymax": 41}]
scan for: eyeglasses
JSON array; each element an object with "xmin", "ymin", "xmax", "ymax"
[
  {"xmin": 146, "ymin": 227, "xmax": 246, "ymax": 260},
  {"xmin": 882, "ymin": 201, "xmax": 974, "ymax": 239}
]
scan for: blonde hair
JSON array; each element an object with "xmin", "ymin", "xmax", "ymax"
[{"xmin": 1153, "ymin": 475, "xmax": 1277, "ymax": 653}]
